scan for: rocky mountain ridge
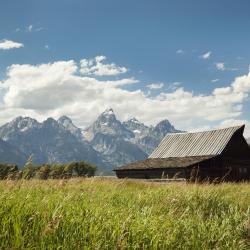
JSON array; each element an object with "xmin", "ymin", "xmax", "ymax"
[{"xmin": 0, "ymin": 109, "xmax": 182, "ymax": 174}]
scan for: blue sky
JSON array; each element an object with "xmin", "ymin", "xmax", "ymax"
[{"xmin": 0, "ymin": 0, "xmax": 250, "ymax": 135}]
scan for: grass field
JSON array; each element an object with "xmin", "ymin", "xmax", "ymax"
[{"xmin": 0, "ymin": 179, "xmax": 250, "ymax": 249}]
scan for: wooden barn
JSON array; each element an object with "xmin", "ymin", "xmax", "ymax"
[{"xmin": 114, "ymin": 125, "xmax": 250, "ymax": 181}]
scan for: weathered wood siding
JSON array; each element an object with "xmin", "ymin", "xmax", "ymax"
[
  {"xmin": 115, "ymin": 156, "xmax": 250, "ymax": 181},
  {"xmin": 115, "ymin": 168, "xmax": 186, "ymax": 179}
]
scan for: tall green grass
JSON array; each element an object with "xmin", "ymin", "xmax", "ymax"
[{"xmin": 0, "ymin": 179, "xmax": 249, "ymax": 249}]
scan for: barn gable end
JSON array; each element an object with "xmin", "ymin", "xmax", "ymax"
[{"xmin": 221, "ymin": 126, "xmax": 250, "ymax": 159}]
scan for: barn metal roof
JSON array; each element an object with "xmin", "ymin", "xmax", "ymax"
[
  {"xmin": 149, "ymin": 125, "xmax": 245, "ymax": 158},
  {"xmin": 114, "ymin": 155, "xmax": 216, "ymax": 170}
]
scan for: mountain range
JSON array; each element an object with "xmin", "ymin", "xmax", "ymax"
[{"xmin": 0, "ymin": 108, "xmax": 182, "ymax": 174}]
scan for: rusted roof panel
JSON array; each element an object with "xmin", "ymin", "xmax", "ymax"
[{"xmin": 149, "ymin": 125, "xmax": 244, "ymax": 158}]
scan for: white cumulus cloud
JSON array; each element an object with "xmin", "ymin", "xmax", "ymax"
[
  {"xmin": 0, "ymin": 40, "xmax": 24, "ymax": 50},
  {"xmin": 201, "ymin": 51, "xmax": 212, "ymax": 59},
  {"xmin": 80, "ymin": 55, "xmax": 128, "ymax": 76},
  {"xmin": 216, "ymin": 62, "xmax": 239, "ymax": 71},
  {"xmin": 147, "ymin": 83, "xmax": 164, "ymax": 89},
  {"xmin": 216, "ymin": 62, "xmax": 225, "ymax": 71},
  {"xmin": 218, "ymin": 119, "xmax": 250, "ymax": 138},
  {"xmin": 211, "ymin": 79, "xmax": 219, "ymax": 83},
  {"xmin": 27, "ymin": 25, "xmax": 33, "ymax": 32}
]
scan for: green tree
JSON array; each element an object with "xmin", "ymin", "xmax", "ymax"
[
  {"xmin": 74, "ymin": 161, "xmax": 97, "ymax": 177},
  {"xmin": 0, "ymin": 164, "xmax": 18, "ymax": 179},
  {"xmin": 48, "ymin": 164, "xmax": 64, "ymax": 179},
  {"xmin": 22, "ymin": 165, "xmax": 39, "ymax": 179},
  {"xmin": 34, "ymin": 164, "xmax": 51, "ymax": 179},
  {"xmin": 62, "ymin": 162, "xmax": 76, "ymax": 179}
]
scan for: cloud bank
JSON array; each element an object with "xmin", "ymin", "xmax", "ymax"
[{"xmin": 0, "ymin": 57, "xmax": 250, "ymax": 135}]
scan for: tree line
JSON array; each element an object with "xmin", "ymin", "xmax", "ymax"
[{"xmin": 0, "ymin": 161, "xmax": 97, "ymax": 180}]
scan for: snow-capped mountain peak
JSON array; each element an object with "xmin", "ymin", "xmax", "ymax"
[
  {"xmin": 58, "ymin": 115, "xmax": 73, "ymax": 124},
  {"xmin": 0, "ymin": 116, "xmax": 40, "ymax": 141},
  {"xmin": 153, "ymin": 119, "xmax": 181, "ymax": 135},
  {"xmin": 83, "ymin": 108, "xmax": 134, "ymax": 141},
  {"xmin": 10, "ymin": 116, "xmax": 39, "ymax": 130},
  {"xmin": 123, "ymin": 117, "xmax": 149, "ymax": 138},
  {"xmin": 103, "ymin": 108, "xmax": 115, "ymax": 116},
  {"xmin": 127, "ymin": 117, "xmax": 141, "ymax": 124},
  {"xmin": 97, "ymin": 108, "xmax": 117, "ymax": 123},
  {"xmin": 58, "ymin": 115, "xmax": 83, "ymax": 139},
  {"xmin": 58, "ymin": 115, "xmax": 76, "ymax": 131}
]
